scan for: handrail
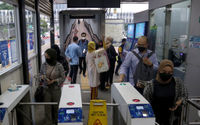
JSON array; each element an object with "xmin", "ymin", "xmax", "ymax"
[
  {"xmin": 187, "ymin": 99, "xmax": 200, "ymax": 110},
  {"xmin": 83, "ymin": 20, "xmax": 100, "ymax": 43},
  {"xmin": 64, "ymin": 20, "xmax": 76, "ymax": 50}
]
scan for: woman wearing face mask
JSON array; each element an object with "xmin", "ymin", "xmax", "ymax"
[
  {"xmin": 143, "ymin": 59, "xmax": 187, "ymax": 125},
  {"xmin": 40, "ymin": 48, "xmax": 65, "ymax": 125}
]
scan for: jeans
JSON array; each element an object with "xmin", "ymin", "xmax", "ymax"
[{"xmin": 69, "ymin": 65, "xmax": 78, "ymax": 84}]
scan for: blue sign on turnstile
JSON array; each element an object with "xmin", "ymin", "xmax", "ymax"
[
  {"xmin": 58, "ymin": 108, "xmax": 82, "ymax": 123},
  {"xmin": 129, "ymin": 104, "xmax": 154, "ymax": 118},
  {"xmin": 0, "ymin": 108, "xmax": 6, "ymax": 122}
]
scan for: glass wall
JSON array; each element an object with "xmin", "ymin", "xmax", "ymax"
[
  {"xmin": 0, "ymin": 1, "xmax": 20, "ymax": 74},
  {"xmin": 40, "ymin": 13, "xmax": 50, "ymax": 55},
  {"xmin": 168, "ymin": 0, "xmax": 190, "ymax": 68},
  {"xmin": 149, "ymin": 7, "xmax": 166, "ymax": 62},
  {"xmin": 25, "ymin": 9, "xmax": 36, "ymax": 57}
]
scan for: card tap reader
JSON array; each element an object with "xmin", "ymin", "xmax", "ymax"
[
  {"xmin": 111, "ymin": 82, "xmax": 155, "ymax": 125},
  {"xmin": 58, "ymin": 85, "xmax": 83, "ymax": 125}
]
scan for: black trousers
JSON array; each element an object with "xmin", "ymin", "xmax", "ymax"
[
  {"xmin": 115, "ymin": 60, "xmax": 122, "ymax": 73},
  {"xmin": 79, "ymin": 57, "xmax": 86, "ymax": 75},
  {"xmin": 100, "ymin": 72, "xmax": 107, "ymax": 90},
  {"xmin": 106, "ymin": 62, "xmax": 115, "ymax": 84},
  {"xmin": 69, "ymin": 65, "xmax": 78, "ymax": 84}
]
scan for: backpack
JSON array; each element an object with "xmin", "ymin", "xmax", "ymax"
[{"xmin": 132, "ymin": 51, "xmax": 154, "ymax": 84}]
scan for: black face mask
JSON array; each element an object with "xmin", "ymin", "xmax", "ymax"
[
  {"xmin": 138, "ymin": 46, "xmax": 146, "ymax": 53},
  {"xmin": 46, "ymin": 58, "xmax": 56, "ymax": 66},
  {"xmin": 159, "ymin": 73, "xmax": 172, "ymax": 81}
]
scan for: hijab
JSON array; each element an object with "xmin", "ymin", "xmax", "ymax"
[
  {"xmin": 88, "ymin": 41, "xmax": 96, "ymax": 53},
  {"xmin": 45, "ymin": 48, "xmax": 57, "ymax": 66},
  {"xmin": 156, "ymin": 59, "xmax": 174, "ymax": 83}
]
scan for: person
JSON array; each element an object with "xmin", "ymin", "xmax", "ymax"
[
  {"xmin": 40, "ymin": 48, "xmax": 65, "ymax": 125},
  {"xmin": 143, "ymin": 59, "xmax": 187, "ymax": 125},
  {"xmin": 105, "ymin": 37, "xmax": 117, "ymax": 87},
  {"xmin": 51, "ymin": 44, "xmax": 69, "ymax": 77},
  {"xmin": 96, "ymin": 40, "xmax": 103, "ymax": 50},
  {"xmin": 115, "ymin": 38, "xmax": 126, "ymax": 76},
  {"xmin": 96, "ymin": 39, "xmax": 108, "ymax": 91},
  {"xmin": 65, "ymin": 36, "xmax": 81, "ymax": 84},
  {"xmin": 119, "ymin": 36, "xmax": 158, "ymax": 93},
  {"xmin": 78, "ymin": 32, "xmax": 89, "ymax": 77},
  {"xmin": 86, "ymin": 41, "xmax": 100, "ymax": 99}
]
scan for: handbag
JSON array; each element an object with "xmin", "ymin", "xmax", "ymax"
[
  {"xmin": 94, "ymin": 48, "xmax": 110, "ymax": 73},
  {"xmin": 34, "ymin": 85, "xmax": 44, "ymax": 102}
]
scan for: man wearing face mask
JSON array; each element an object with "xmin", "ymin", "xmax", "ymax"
[
  {"xmin": 78, "ymin": 32, "xmax": 89, "ymax": 77},
  {"xmin": 143, "ymin": 59, "xmax": 187, "ymax": 125},
  {"xmin": 119, "ymin": 36, "xmax": 158, "ymax": 91}
]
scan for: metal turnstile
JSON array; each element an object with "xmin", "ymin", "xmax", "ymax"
[
  {"xmin": 58, "ymin": 84, "xmax": 83, "ymax": 125},
  {"xmin": 111, "ymin": 82, "xmax": 155, "ymax": 125}
]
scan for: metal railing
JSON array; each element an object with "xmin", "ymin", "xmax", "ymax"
[{"xmin": 182, "ymin": 97, "xmax": 200, "ymax": 125}]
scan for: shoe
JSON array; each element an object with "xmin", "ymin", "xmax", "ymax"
[
  {"xmin": 83, "ymin": 74, "xmax": 86, "ymax": 77},
  {"xmin": 115, "ymin": 72, "xmax": 119, "ymax": 76},
  {"xmin": 79, "ymin": 70, "xmax": 82, "ymax": 74}
]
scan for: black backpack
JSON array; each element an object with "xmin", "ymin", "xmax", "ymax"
[{"xmin": 132, "ymin": 51, "xmax": 155, "ymax": 84}]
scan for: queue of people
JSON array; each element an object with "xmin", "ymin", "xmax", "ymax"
[{"xmin": 38, "ymin": 34, "xmax": 187, "ymax": 125}]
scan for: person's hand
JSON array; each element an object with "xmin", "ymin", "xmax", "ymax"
[
  {"xmin": 169, "ymin": 99, "xmax": 183, "ymax": 111},
  {"xmin": 119, "ymin": 74, "xmax": 125, "ymax": 82},
  {"xmin": 47, "ymin": 79, "xmax": 55, "ymax": 85},
  {"xmin": 69, "ymin": 58, "xmax": 72, "ymax": 62},
  {"xmin": 136, "ymin": 82, "xmax": 145, "ymax": 88},
  {"xmin": 143, "ymin": 57, "xmax": 153, "ymax": 66}
]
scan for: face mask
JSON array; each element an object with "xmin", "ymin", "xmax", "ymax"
[
  {"xmin": 138, "ymin": 46, "xmax": 146, "ymax": 53},
  {"xmin": 82, "ymin": 37, "xmax": 86, "ymax": 40},
  {"xmin": 46, "ymin": 58, "xmax": 56, "ymax": 66},
  {"xmin": 159, "ymin": 73, "xmax": 172, "ymax": 81}
]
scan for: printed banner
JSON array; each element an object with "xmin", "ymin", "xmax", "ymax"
[
  {"xmin": 0, "ymin": 41, "xmax": 9, "ymax": 67},
  {"xmin": 189, "ymin": 36, "xmax": 200, "ymax": 48},
  {"xmin": 10, "ymin": 39, "xmax": 18, "ymax": 63}
]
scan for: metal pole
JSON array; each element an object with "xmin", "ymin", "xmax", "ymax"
[
  {"xmin": 187, "ymin": 99, "xmax": 200, "ymax": 110},
  {"xmin": 19, "ymin": 102, "xmax": 58, "ymax": 105},
  {"xmin": 18, "ymin": 0, "xmax": 29, "ymax": 84},
  {"xmin": 35, "ymin": 0, "xmax": 42, "ymax": 70}
]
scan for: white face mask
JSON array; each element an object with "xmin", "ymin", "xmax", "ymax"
[{"xmin": 82, "ymin": 37, "xmax": 86, "ymax": 40}]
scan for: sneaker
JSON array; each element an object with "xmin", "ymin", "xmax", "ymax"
[{"xmin": 115, "ymin": 72, "xmax": 119, "ymax": 76}]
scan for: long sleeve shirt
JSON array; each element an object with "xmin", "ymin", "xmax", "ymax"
[
  {"xmin": 78, "ymin": 39, "xmax": 89, "ymax": 57},
  {"xmin": 120, "ymin": 48, "xmax": 158, "ymax": 86},
  {"xmin": 40, "ymin": 62, "xmax": 65, "ymax": 86},
  {"xmin": 65, "ymin": 42, "xmax": 81, "ymax": 65}
]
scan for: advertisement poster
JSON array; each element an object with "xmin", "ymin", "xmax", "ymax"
[
  {"xmin": 135, "ymin": 23, "xmax": 145, "ymax": 39},
  {"xmin": 127, "ymin": 24, "xmax": 134, "ymax": 39},
  {"xmin": 29, "ymin": 32, "xmax": 34, "ymax": 50},
  {"xmin": 10, "ymin": 39, "xmax": 18, "ymax": 63},
  {"xmin": 189, "ymin": 36, "xmax": 200, "ymax": 48},
  {"xmin": 0, "ymin": 40, "xmax": 9, "ymax": 67}
]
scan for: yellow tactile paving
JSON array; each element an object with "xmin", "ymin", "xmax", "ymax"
[{"xmin": 80, "ymin": 73, "xmax": 90, "ymax": 90}]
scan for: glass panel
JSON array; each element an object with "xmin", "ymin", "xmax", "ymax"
[
  {"xmin": 0, "ymin": 1, "xmax": 20, "ymax": 71},
  {"xmin": 168, "ymin": 1, "xmax": 190, "ymax": 68},
  {"xmin": 25, "ymin": 9, "xmax": 36, "ymax": 57},
  {"xmin": 149, "ymin": 7, "xmax": 166, "ymax": 62},
  {"xmin": 40, "ymin": 14, "xmax": 50, "ymax": 55}
]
